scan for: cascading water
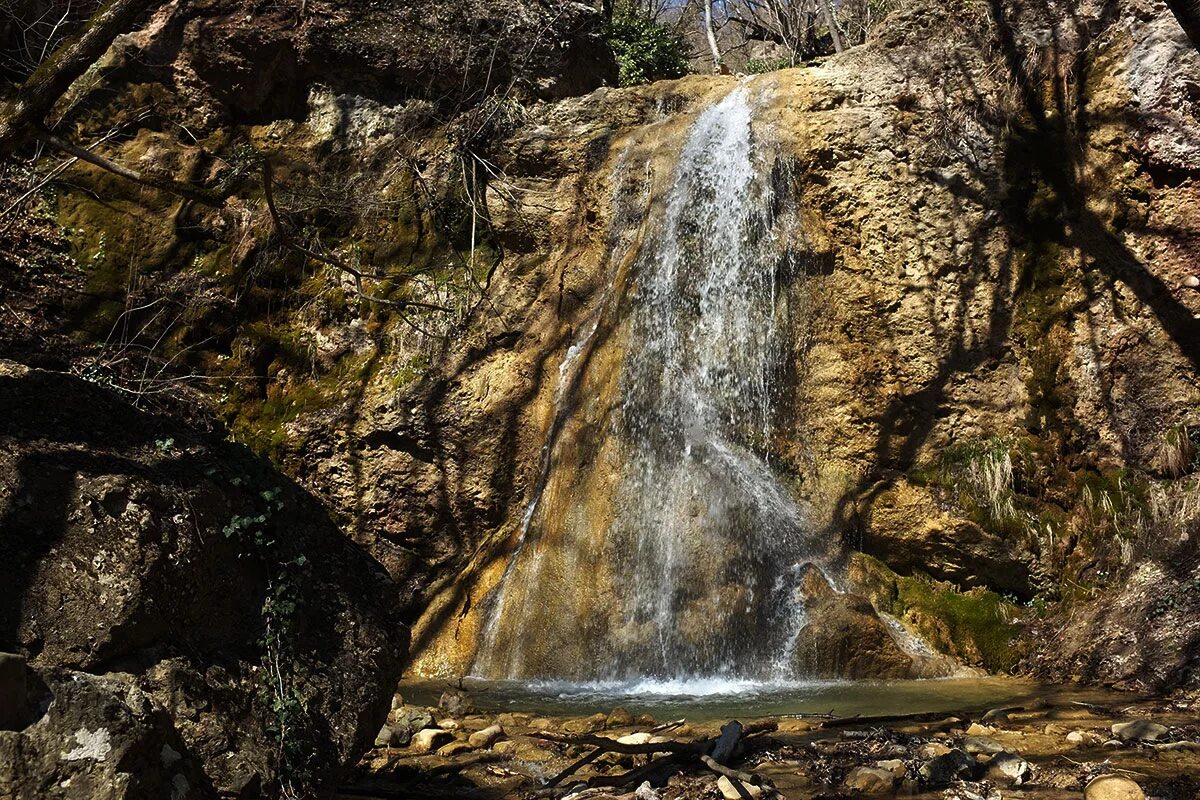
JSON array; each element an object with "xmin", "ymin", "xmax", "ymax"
[{"xmin": 474, "ymin": 85, "xmax": 825, "ymax": 684}]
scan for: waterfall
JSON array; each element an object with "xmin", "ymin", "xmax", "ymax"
[{"xmin": 474, "ymin": 85, "xmax": 822, "ymax": 683}]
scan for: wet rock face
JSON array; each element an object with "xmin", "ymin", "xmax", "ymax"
[
  {"xmin": 791, "ymin": 594, "xmax": 917, "ymax": 679},
  {"xmin": 0, "ymin": 362, "xmax": 404, "ymax": 795}
]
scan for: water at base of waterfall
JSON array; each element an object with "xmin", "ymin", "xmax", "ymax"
[{"xmin": 399, "ymin": 676, "xmax": 1096, "ymax": 722}]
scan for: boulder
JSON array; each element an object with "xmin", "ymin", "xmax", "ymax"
[
  {"xmin": 1085, "ymin": 775, "xmax": 1147, "ymax": 800},
  {"xmin": 467, "ymin": 724, "xmax": 505, "ymax": 748},
  {"xmin": 791, "ymin": 594, "xmax": 917, "ymax": 678},
  {"xmin": 843, "ymin": 765, "xmax": 897, "ymax": 793},
  {"xmin": 0, "ymin": 667, "xmax": 212, "ymax": 800},
  {"xmin": 1112, "ymin": 720, "xmax": 1168, "ymax": 742},
  {"xmin": 0, "ymin": 365, "xmax": 405, "ymax": 795}
]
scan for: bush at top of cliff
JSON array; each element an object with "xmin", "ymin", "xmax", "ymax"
[{"xmin": 607, "ymin": 13, "xmax": 690, "ymax": 87}]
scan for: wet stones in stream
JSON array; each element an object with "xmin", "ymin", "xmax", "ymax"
[{"xmin": 345, "ymin": 699, "xmax": 1200, "ymax": 799}]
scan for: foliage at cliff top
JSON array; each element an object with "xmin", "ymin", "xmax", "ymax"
[{"xmin": 607, "ymin": 12, "xmax": 691, "ymax": 87}]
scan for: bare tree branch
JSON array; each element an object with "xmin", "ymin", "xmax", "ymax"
[{"xmin": 0, "ymin": 0, "xmax": 159, "ymax": 155}]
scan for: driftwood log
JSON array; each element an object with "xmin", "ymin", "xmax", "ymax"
[{"xmin": 531, "ymin": 719, "xmax": 778, "ymax": 797}]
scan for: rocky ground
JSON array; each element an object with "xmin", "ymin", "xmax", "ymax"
[{"xmin": 342, "ymin": 690, "xmax": 1200, "ymax": 799}]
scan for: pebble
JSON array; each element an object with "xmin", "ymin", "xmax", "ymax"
[
  {"xmin": 1111, "ymin": 720, "xmax": 1168, "ymax": 742},
  {"xmin": 1066, "ymin": 730, "xmax": 1088, "ymax": 744},
  {"xmin": 965, "ymin": 722, "xmax": 992, "ymax": 735},
  {"xmin": 875, "ymin": 758, "xmax": 906, "ymax": 778},
  {"xmin": 1084, "ymin": 774, "xmax": 1146, "ymax": 800}
]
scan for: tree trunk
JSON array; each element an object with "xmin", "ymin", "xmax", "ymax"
[
  {"xmin": 704, "ymin": 0, "xmax": 723, "ymax": 72},
  {"xmin": 0, "ymin": 0, "xmax": 158, "ymax": 156},
  {"xmin": 820, "ymin": 0, "xmax": 844, "ymax": 53},
  {"xmin": 1166, "ymin": 0, "xmax": 1200, "ymax": 50}
]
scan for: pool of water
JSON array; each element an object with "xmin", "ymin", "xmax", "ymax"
[{"xmin": 398, "ymin": 675, "xmax": 1110, "ymax": 722}]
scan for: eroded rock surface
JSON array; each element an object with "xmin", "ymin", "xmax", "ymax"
[{"xmin": 0, "ymin": 362, "xmax": 404, "ymax": 795}]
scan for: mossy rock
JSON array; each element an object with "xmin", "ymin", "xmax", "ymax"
[{"xmin": 849, "ymin": 553, "xmax": 1027, "ymax": 672}]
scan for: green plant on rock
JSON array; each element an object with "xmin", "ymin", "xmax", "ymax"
[
  {"xmin": 607, "ymin": 12, "xmax": 690, "ymax": 87},
  {"xmin": 222, "ymin": 482, "xmax": 320, "ymax": 796}
]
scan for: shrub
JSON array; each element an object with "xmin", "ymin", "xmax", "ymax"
[
  {"xmin": 607, "ymin": 13, "xmax": 690, "ymax": 87},
  {"xmin": 746, "ymin": 56, "xmax": 794, "ymax": 75}
]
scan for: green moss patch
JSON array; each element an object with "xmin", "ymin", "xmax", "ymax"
[{"xmin": 850, "ymin": 553, "xmax": 1027, "ymax": 672}]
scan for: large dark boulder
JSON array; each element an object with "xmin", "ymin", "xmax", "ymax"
[{"xmin": 0, "ymin": 361, "xmax": 405, "ymax": 796}]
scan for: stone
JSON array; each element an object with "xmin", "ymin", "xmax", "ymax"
[
  {"xmin": 985, "ymin": 752, "xmax": 1032, "ymax": 785},
  {"xmin": 797, "ymin": 562, "xmax": 837, "ymax": 604},
  {"xmin": 607, "ymin": 707, "xmax": 635, "ymax": 727},
  {"xmin": 1066, "ymin": 729, "xmax": 1093, "ymax": 744},
  {"xmin": 875, "ymin": 758, "xmax": 907, "ymax": 778},
  {"xmin": 468, "ymin": 724, "xmax": 505, "ymax": 748},
  {"xmin": 981, "ymin": 708, "xmax": 1011, "ymax": 722},
  {"xmin": 634, "ymin": 781, "xmax": 661, "ymax": 800},
  {"xmin": 374, "ymin": 725, "xmax": 397, "ymax": 748},
  {"xmin": 563, "ymin": 714, "xmax": 607, "ymax": 733},
  {"xmin": 1111, "ymin": 720, "xmax": 1169, "ymax": 742},
  {"xmin": 717, "ymin": 775, "xmax": 764, "ymax": 799},
  {"xmin": 961, "ymin": 735, "xmax": 1005, "ymax": 754},
  {"xmin": 917, "ymin": 742, "xmax": 952, "ymax": 759},
  {"xmin": 493, "ymin": 739, "xmax": 518, "ymax": 755},
  {"xmin": 529, "ymin": 718, "xmax": 555, "ymax": 730},
  {"xmin": 384, "ymin": 707, "xmax": 434, "ymax": 747},
  {"xmin": 617, "ymin": 732, "xmax": 653, "ymax": 746},
  {"xmin": 438, "ymin": 690, "xmax": 475, "ymax": 717},
  {"xmin": 965, "ymin": 722, "xmax": 992, "ymax": 735},
  {"xmin": 1084, "ymin": 775, "xmax": 1147, "ymax": 800},
  {"xmin": 0, "ymin": 667, "xmax": 210, "ymax": 799},
  {"xmin": 411, "ymin": 728, "xmax": 454, "ymax": 753},
  {"xmin": 918, "ymin": 749, "xmax": 975, "ymax": 787},
  {"xmin": 844, "ymin": 766, "xmax": 897, "ymax": 793},
  {"xmin": 0, "ymin": 653, "xmax": 28, "ymax": 731},
  {"xmin": 437, "ymin": 740, "xmax": 475, "ymax": 756},
  {"xmin": 0, "ymin": 366, "xmax": 405, "ymax": 796}
]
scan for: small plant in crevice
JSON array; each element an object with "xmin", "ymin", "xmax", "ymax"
[{"xmin": 224, "ymin": 484, "xmax": 320, "ymax": 797}]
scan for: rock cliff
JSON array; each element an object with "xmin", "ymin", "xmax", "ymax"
[{"xmin": 2, "ymin": 2, "xmax": 1200, "ymax": 795}]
